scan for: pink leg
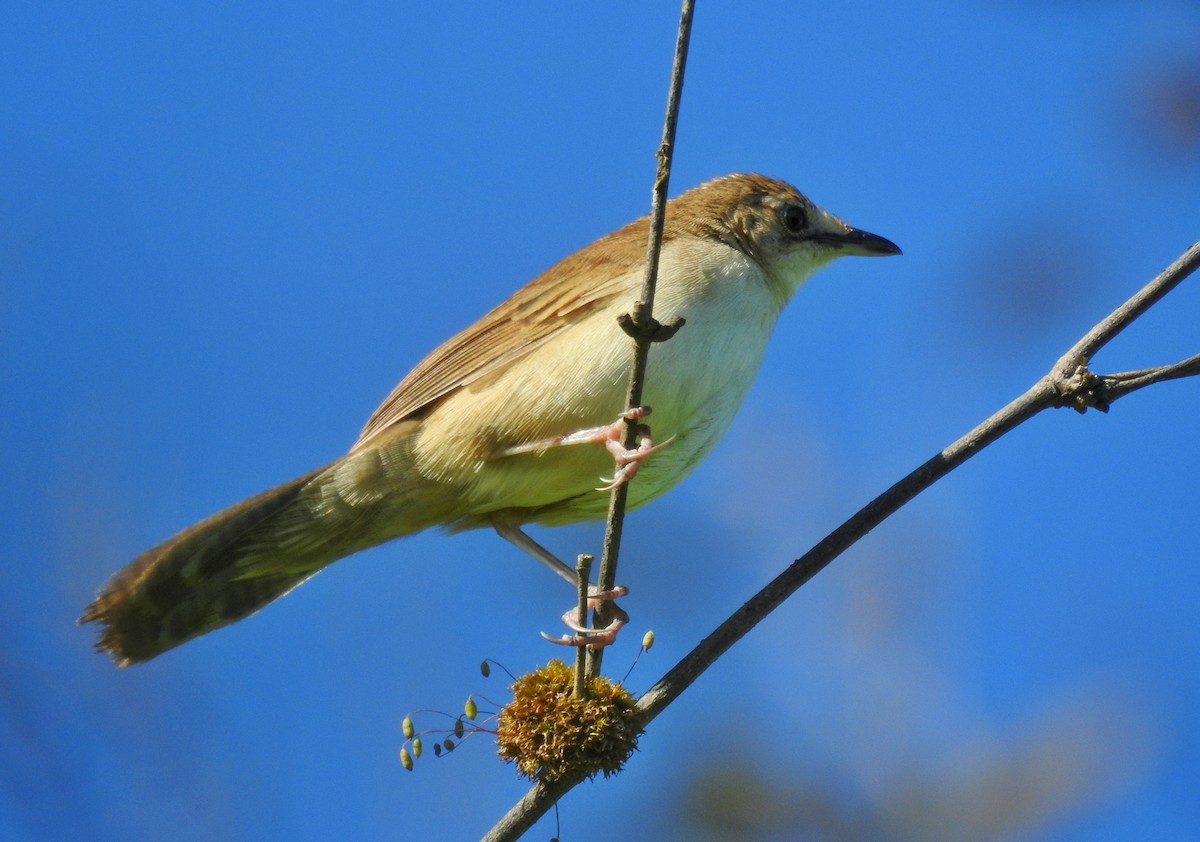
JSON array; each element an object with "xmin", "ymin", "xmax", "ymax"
[
  {"xmin": 494, "ymin": 524, "xmax": 631, "ymax": 650},
  {"xmin": 504, "ymin": 407, "xmax": 675, "ymax": 491}
]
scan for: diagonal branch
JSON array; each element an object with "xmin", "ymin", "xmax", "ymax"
[
  {"xmin": 483, "ymin": 240, "xmax": 1200, "ymax": 840},
  {"xmin": 640, "ymin": 241, "xmax": 1200, "ymax": 720}
]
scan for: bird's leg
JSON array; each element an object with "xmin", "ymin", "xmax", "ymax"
[
  {"xmin": 501, "ymin": 407, "xmax": 675, "ymax": 491},
  {"xmin": 494, "ymin": 522, "xmax": 628, "ymax": 649},
  {"xmin": 492, "ymin": 408, "xmax": 668, "ymax": 648}
]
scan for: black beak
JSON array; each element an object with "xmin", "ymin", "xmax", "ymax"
[{"xmin": 817, "ymin": 226, "xmax": 902, "ymax": 257}]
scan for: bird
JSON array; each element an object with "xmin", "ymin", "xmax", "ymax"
[{"xmin": 80, "ymin": 173, "xmax": 901, "ymax": 666}]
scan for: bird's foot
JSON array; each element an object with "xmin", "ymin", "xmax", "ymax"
[
  {"xmin": 501, "ymin": 407, "xmax": 674, "ymax": 491},
  {"xmin": 540, "ymin": 585, "xmax": 629, "ymax": 651},
  {"xmin": 560, "ymin": 407, "xmax": 675, "ymax": 491}
]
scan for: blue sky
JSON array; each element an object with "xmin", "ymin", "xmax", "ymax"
[{"xmin": 3, "ymin": 2, "xmax": 1200, "ymax": 839}]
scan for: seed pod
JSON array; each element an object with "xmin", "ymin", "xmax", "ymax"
[
  {"xmin": 402, "ymin": 715, "xmax": 414, "ymax": 739},
  {"xmin": 399, "ymin": 747, "xmax": 414, "ymax": 771}
]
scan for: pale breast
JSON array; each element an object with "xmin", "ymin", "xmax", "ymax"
[{"xmin": 413, "ymin": 238, "xmax": 786, "ymax": 526}]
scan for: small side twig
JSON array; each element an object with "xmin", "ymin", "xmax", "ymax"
[
  {"xmin": 1047, "ymin": 241, "xmax": 1200, "ymax": 413},
  {"xmin": 573, "ymin": 554, "xmax": 592, "ymax": 699},
  {"xmin": 1089, "ymin": 353, "xmax": 1200, "ymax": 406}
]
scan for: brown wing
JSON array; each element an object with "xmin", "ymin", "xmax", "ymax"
[{"xmin": 353, "ymin": 215, "xmax": 650, "ymax": 450}]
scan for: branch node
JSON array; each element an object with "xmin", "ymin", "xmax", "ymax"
[
  {"xmin": 1050, "ymin": 363, "xmax": 1111, "ymax": 414},
  {"xmin": 617, "ymin": 312, "xmax": 686, "ymax": 343}
]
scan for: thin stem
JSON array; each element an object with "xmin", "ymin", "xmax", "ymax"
[
  {"xmin": 573, "ymin": 554, "xmax": 592, "ymax": 699},
  {"xmin": 1102, "ymin": 353, "xmax": 1200, "ymax": 399},
  {"xmin": 588, "ymin": 0, "xmax": 696, "ymax": 679}
]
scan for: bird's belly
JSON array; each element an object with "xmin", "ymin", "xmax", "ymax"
[{"xmin": 416, "ymin": 265, "xmax": 780, "ymax": 527}]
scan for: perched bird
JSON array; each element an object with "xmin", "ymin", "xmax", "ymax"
[{"xmin": 81, "ymin": 173, "xmax": 900, "ymax": 665}]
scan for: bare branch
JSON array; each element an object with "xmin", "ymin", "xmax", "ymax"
[
  {"xmin": 1052, "ymin": 241, "xmax": 1200, "ymax": 382},
  {"xmin": 573, "ymin": 554, "xmax": 592, "ymax": 699},
  {"xmin": 588, "ymin": 0, "xmax": 696, "ymax": 679},
  {"xmin": 1098, "ymin": 353, "xmax": 1200, "ymax": 402},
  {"xmin": 483, "ymin": 240, "xmax": 1200, "ymax": 838},
  {"xmin": 638, "ymin": 239, "xmax": 1200, "ymax": 721}
]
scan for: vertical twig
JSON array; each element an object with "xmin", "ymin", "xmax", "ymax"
[
  {"xmin": 587, "ymin": 0, "xmax": 696, "ymax": 680},
  {"xmin": 573, "ymin": 554, "xmax": 592, "ymax": 698}
]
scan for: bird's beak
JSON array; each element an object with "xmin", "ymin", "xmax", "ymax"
[{"xmin": 817, "ymin": 226, "xmax": 902, "ymax": 257}]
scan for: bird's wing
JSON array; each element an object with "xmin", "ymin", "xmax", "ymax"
[{"xmin": 353, "ymin": 218, "xmax": 648, "ymax": 450}]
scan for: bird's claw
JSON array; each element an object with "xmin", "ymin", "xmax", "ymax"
[
  {"xmin": 595, "ymin": 432, "xmax": 676, "ymax": 490},
  {"xmin": 539, "ymin": 586, "xmax": 630, "ymax": 651},
  {"xmin": 582, "ymin": 408, "xmax": 675, "ymax": 491},
  {"xmin": 501, "ymin": 407, "xmax": 674, "ymax": 492}
]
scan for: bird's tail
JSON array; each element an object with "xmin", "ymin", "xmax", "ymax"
[{"xmin": 80, "ymin": 432, "xmax": 443, "ymax": 665}]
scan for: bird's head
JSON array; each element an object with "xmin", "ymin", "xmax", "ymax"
[{"xmin": 673, "ymin": 173, "xmax": 901, "ymax": 303}]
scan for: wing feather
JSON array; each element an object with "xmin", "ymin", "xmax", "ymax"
[{"xmin": 353, "ymin": 215, "xmax": 650, "ymax": 449}]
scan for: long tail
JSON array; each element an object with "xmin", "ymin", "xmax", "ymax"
[{"xmin": 80, "ymin": 433, "xmax": 441, "ymax": 665}]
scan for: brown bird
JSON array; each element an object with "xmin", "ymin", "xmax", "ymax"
[{"xmin": 81, "ymin": 173, "xmax": 900, "ymax": 665}]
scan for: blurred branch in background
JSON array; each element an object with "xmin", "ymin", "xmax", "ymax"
[
  {"xmin": 680, "ymin": 686, "xmax": 1153, "ymax": 842},
  {"xmin": 1130, "ymin": 60, "xmax": 1200, "ymax": 160},
  {"xmin": 676, "ymin": 542, "xmax": 1157, "ymax": 841}
]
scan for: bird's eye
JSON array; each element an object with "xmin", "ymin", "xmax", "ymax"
[{"xmin": 781, "ymin": 204, "xmax": 808, "ymax": 235}]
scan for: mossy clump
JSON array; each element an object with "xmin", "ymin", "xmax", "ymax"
[{"xmin": 496, "ymin": 659, "xmax": 642, "ymax": 783}]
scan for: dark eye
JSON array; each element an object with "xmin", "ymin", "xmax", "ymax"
[{"xmin": 781, "ymin": 204, "xmax": 808, "ymax": 235}]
